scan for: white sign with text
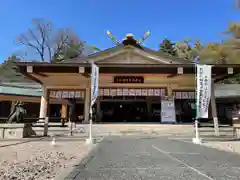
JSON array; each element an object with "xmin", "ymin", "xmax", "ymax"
[
  {"xmin": 161, "ymin": 98, "xmax": 176, "ymax": 123},
  {"xmin": 91, "ymin": 63, "xmax": 99, "ymax": 106},
  {"xmin": 196, "ymin": 64, "xmax": 212, "ymax": 118}
]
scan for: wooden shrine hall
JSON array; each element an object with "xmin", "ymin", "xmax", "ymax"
[{"xmin": 14, "ymin": 34, "xmax": 240, "ymax": 126}]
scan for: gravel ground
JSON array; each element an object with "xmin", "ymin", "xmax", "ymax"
[
  {"xmin": 0, "ymin": 137, "xmax": 94, "ymax": 180},
  {"xmin": 203, "ymin": 140, "xmax": 240, "ymax": 154}
]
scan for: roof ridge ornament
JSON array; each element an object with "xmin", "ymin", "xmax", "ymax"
[
  {"xmin": 137, "ymin": 30, "xmax": 150, "ymax": 45},
  {"xmin": 106, "ymin": 30, "xmax": 120, "ymax": 45},
  {"xmin": 106, "ymin": 30, "xmax": 150, "ymax": 46}
]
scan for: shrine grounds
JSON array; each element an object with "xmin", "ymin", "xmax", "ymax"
[{"xmin": 1, "ymin": 124, "xmax": 240, "ymax": 180}]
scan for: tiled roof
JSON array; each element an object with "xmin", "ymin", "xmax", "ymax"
[
  {"xmin": 142, "ymin": 47, "xmax": 193, "ymax": 64},
  {"xmin": 214, "ymin": 84, "xmax": 240, "ymax": 98},
  {"xmin": 0, "ymin": 83, "xmax": 42, "ymax": 97}
]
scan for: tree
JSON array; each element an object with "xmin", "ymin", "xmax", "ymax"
[
  {"xmin": 17, "ymin": 18, "xmax": 88, "ymax": 62},
  {"xmin": 195, "ymin": 22, "xmax": 240, "ymax": 65},
  {"xmin": 51, "ymin": 29, "xmax": 86, "ymax": 62},
  {"xmin": 236, "ymin": 0, "xmax": 240, "ymax": 9},
  {"xmin": 0, "ymin": 55, "xmax": 20, "ymax": 68},
  {"xmin": 192, "ymin": 40, "xmax": 203, "ymax": 59},
  {"xmin": 17, "ymin": 19, "xmax": 53, "ymax": 61},
  {"xmin": 174, "ymin": 39, "xmax": 193, "ymax": 60},
  {"xmin": 0, "ymin": 56, "xmax": 32, "ymax": 82},
  {"xmin": 159, "ymin": 38, "xmax": 176, "ymax": 56},
  {"xmin": 218, "ymin": 22, "xmax": 240, "ymax": 83},
  {"xmin": 222, "ymin": 22, "xmax": 240, "ymax": 63},
  {"xmin": 198, "ymin": 42, "xmax": 229, "ymax": 64}
]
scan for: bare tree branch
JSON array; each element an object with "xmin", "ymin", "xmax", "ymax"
[
  {"xmin": 17, "ymin": 19, "xmax": 53, "ymax": 62},
  {"xmin": 17, "ymin": 18, "xmax": 89, "ymax": 62}
]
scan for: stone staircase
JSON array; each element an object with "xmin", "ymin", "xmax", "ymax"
[
  {"xmin": 33, "ymin": 123, "xmax": 236, "ymax": 139},
  {"xmin": 198, "ymin": 125, "xmax": 235, "ymax": 141}
]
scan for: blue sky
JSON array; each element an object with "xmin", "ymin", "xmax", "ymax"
[{"xmin": 0, "ymin": 0, "xmax": 239, "ymax": 62}]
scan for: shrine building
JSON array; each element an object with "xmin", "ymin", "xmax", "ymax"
[{"xmin": 2, "ymin": 34, "xmax": 240, "ymax": 124}]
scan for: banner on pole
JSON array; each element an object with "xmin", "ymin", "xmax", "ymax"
[
  {"xmin": 196, "ymin": 64, "xmax": 212, "ymax": 118},
  {"xmin": 91, "ymin": 63, "xmax": 99, "ymax": 106}
]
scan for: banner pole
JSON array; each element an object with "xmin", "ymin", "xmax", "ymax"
[
  {"xmin": 89, "ymin": 106, "xmax": 93, "ymax": 141},
  {"xmin": 86, "ymin": 63, "xmax": 98, "ymax": 145},
  {"xmin": 195, "ymin": 64, "xmax": 199, "ymax": 139},
  {"xmin": 86, "ymin": 89, "xmax": 94, "ymax": 144},
  {"xmin": 193, "ymin": 63, "xmax": 202, "ymax": 144}
]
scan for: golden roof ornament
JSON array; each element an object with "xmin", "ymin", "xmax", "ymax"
[
  {"xmin": 126, "ymin": 33, "xmax": 134, "ymax": 38},
  {"xmin": 106, "ymin": 30, "xmax": 150, "ymax": 46}
]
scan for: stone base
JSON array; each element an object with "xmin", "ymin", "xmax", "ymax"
[
  {"xmin": 82, "ymin": 121, "xmax": 89, "ymax": 124},
  {"xmin": 0, "ymin": 123, "xmax": 36, "ymax": 139},
  {"xmin": 234, "ymin": 128, "xmax": 240, "ymax": 139},
  {"xmin": 85, "ymin": 138, "xmax": 96, "ymax": 145},
  {"xmin": 192, "ymin": 137, "xmax": 202, "ymax": 144}
]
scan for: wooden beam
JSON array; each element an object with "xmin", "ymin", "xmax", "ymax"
[{"xmin": 167, "ymin": 74, "xmax": 179, "ymax": 78}]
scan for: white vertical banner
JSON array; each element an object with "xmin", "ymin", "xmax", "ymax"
[
  {"xmin": 86, "ymin": 63, "xmax": 99, "ymax": 144},
  {"xmin": 91, "ymin": 63, "xmax": 99, "ymax": 106},
  {"xmin": 196, "ymin": 64, "xmax": 212, "ymax": 118}
]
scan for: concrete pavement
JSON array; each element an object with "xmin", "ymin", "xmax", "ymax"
[{"xmin": 64, "ymin": 136, "xmax": 240, "ymax": 180}]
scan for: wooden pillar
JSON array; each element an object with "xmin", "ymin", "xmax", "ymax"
[
  {"xmin": 61, "ymin": 104, "xmax": 67, "ymax": 118},
  {"xmin": 39, "ymin": 90, "xmax": 48, "ymax": 120},
  {"xmin": 61, "ymin": 104, "xmax": 67, "ymax": 125},
  {"xmin": 41, "ymin": 88, "xmax": 49, "ymax": 136},
  {"xmin": 211, "ymin": 81, "xmax": 219, "ymax": 136},
  {"xmin": 167, "ymin": 86, "xmax": 173, "ymax": 97},
  {"xmin": 83, "ymin": 88, "xmax": 90, "ymax": 123},
  {"xmin": 96, "ymin": 99, "xmax": 101, "ymax": 123},
  {"xmin": 146, "ymin": 97, "xmax": 152, "ymax": 121},
  {"xmin": 10, "ymin": 101, "xmax": 15, "ymax": 113}
]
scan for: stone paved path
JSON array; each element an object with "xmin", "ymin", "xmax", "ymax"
[{"xmin": 65, "ymin": 136, "xmax": 240, "ymax": 180}]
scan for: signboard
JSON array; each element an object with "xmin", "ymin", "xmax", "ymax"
[
  {"xmin": 49, "ymin": 90, "xmax": 85, "ymax": 99},
  {"xmin": 196, "ymin": 64, "xmax": 212, "ymax": 118},
  {"xmin": 114, "ymin": 76, "xmax": 144, "ymax": 83},
  {"xmin": 91, "ymin": 63, "xmax": 99, "ymax": 106},
  {"xmin": 161, "ymin": 97, "xmax": 176, "ymax": 123}
]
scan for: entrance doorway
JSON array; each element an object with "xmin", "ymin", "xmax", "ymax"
[
  {"xmin": 101, "ymin": 101, "xmax": 148, "ymax": 123},
  {"xmin": 175, "ymin": 99, "xmax": 195, "ymax": 123}
]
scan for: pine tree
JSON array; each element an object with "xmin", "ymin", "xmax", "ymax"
[{"xmin": 159, "ymin": 38, "xmax": 176, "ymax": 56}]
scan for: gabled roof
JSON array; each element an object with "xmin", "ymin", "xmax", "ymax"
[{"xmin": 60, "ymin": 44, "xmax": 193, "ymax": 64}]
